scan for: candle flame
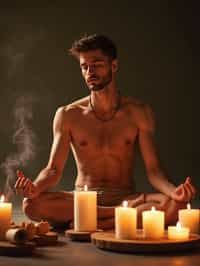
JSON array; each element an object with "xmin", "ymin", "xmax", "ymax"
[
  {"xmin": 122, "ymin": 201, "xmax": 128, "ymax": 208},
  {"xmin": 84, "ymin": 185, "xmax": 88, "ymax": 191},
  {"xmin": 151, "ymin": 206, "xmax": 156, "ymax": 211},
  {"xmin": 176, "ymin": 221, "xmax": 182, "ymax": 230},
  {"xmin": 0, "ymin": 195, "xmax": 5, "ymax": 203},
  {"xmin": 187, "ymin": 203, "xmax": 191, "ymax": 210}
]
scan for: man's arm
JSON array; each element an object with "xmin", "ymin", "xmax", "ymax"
[
  {"xmin": 15, "ymin": 106, "xmax": 72, "ymax": 198},
  {"xmin": 33, "ymin": 106, "xmax": 71, "ymax": 193},
  {"xmin": 137, "ymin": 104, "xmax": 196, "ymax": 202},
  {"xmin": 137, "ymin": 104, "xmax": 175, "ymax": 196}
]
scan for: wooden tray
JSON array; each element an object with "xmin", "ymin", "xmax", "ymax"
[
  {"xmin": 0, "ymin": 241, "xmax": 35, "ymax": 256},
  {"xmin": 91, "ymin": 230, "xmax": 200, "ymax": 253}
]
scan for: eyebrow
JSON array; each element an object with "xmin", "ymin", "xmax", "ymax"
[{"xmin": 80, "ymin": 59, "xmax": 105, "ymax": 67}]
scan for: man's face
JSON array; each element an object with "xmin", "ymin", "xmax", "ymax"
[{"xmin": 79, "ymin": 49, "xmax": 117, "ymax": 91}]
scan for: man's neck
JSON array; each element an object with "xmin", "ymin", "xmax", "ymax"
[{"xmin": 90, "ymin": 86, "xmax": 119, "ymax": 114}]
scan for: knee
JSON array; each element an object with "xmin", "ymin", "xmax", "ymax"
[{"xmin": 22, "ymin": 198, "xmax": 39, "ymax": 220}]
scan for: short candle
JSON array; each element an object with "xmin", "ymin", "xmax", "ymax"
[
  {"xmin": 0, "ymin": 195, "xmax": 12, "ymax": 240},
  {"xmin": 179, "ymin": 203, "xmax": 200, "ymax": 234},
  {"xmin": 168, "ymin": 221, "xmax": 190, "ymax": 240},
  {"xmin": 74, "ymin": 185, "xmax": 97, "ymax": 232},
  {"xmin": 142, "ymin": 206, "xmax": 165, "ymax": 239},
  {"xmin": 115, "ymin": 200, "xmax": 137, "ymax": 240}
]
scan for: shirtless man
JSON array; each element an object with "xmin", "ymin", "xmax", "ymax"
[{"xmin": 15, "ymin": 34, "xmax": 196, "ymax": 229}]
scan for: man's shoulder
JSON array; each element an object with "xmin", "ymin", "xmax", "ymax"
[
  {"xmin": 122, "ymin": 96, "xmax": 150, "ymax": 112},
  {"xmin": 123, "ymin": 96, "xmax": 155, "ymax": 132},
  {"xmin": 68, "ymin": 96, "xmax": 89, "ymax": 108},
  {"xmin": 57, "ymin": 96, "xmax": 89, "ymax": 116},
  {"xmin": 53, "ymin": 97, "xmax": 89, "ymax": 129}
]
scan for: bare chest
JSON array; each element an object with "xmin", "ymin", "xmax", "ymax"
[{"xmin": 70, "ymin": 113, "xmax": 138, "ymax": 153}]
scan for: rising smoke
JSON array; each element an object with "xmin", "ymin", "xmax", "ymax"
[
  {"xmin": 0, "ymin": 25, "xmax": 45, "ymax": 200},
  {"xmin": 1, "ymin": 95, "xmax": 37, "ymax": 200}
]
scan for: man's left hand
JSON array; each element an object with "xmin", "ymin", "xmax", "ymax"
[{"xmin": 171, "ymin": 177, "xmax": 197, "ymax": 203}]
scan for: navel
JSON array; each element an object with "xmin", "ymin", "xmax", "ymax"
[
  {"xmin": 125, "ymin": 139, "xmax": 132, "ymax": 145},
  {"xmin": 79, "ymin": 140, "xmax": 88, "ymax": 147}
]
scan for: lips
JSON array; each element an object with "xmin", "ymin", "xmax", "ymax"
[{"xmin": 87, "ymin": 76, "xmax": 98, "ymax": 83}]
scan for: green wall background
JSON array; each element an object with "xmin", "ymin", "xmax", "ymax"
[{"xmin": 0, "ymin": 2, "xmax": 199, "ymax": 201}]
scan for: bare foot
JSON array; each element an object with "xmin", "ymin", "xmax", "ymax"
[{"xmin": 125, "ymin": 193, "xmax": 145, "ymax": 207}]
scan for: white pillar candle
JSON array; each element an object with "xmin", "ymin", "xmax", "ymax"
[
  {"xmin": 115, "ymin": 201, "xmax": 137, "ymax": 240},
  {"xmin": 168, "ymin": 221, "xmax": 190, "ymax": 240},
  {"xmin": 142, "ymin": 206, "xmax": 165, "ymax": 239},
  {"xmin": 74, "ymin": 185, "xmax": 97, "ymax": 232},
  {"xmin": 0, "ymin": 195, "xmax": 12, "ymax": 240},
  {"xmin": 179, "ymin": 203, "xmax": 200, "ymax": 234}
]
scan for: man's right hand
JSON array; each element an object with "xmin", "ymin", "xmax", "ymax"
[{"xmin": 14, "ymin": 170, "xmax": 39, "ymax": 199}]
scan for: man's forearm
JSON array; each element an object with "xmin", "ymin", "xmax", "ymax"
[
  {"xmin": 148, "ymin": 170, "xmax": 176, "ymax": 197},
  {"xmin": 33, "ymin": 167, "xmax": 61, "ymax": 194}
]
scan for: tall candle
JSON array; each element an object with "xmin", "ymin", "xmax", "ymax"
[
  {"xmin": 74, "ymin": 185, "xmax": 97, "ymax": 232},
  {"xmin": 0, "ymin": 195, "xmax": 12, "ymax": 240},
  {"xmin": 168, "ymin": 221, "xmax": 190, "ymax": 240},
  {"xmin": 115, "ymin": 201, "xmax": 137, "ymax": 240},
  {"xmin": 179, "ymin": 203, "xmax": 200, "ymax": 234},
  {"xmin": 142, "ymin": 206, "xmax": 165, "ymax": 239}
]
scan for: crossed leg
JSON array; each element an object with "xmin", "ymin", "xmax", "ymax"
[
  {"xmin": 22, "ymin": 191, "xmax": 73, "ymax": 221},
  {"xmin": 22, "ymin": 191, "xmax": 186, "ymax": 230},
  {"xmin": 91, "ymin": 193, "xmax": 186, "ymax": 229}
]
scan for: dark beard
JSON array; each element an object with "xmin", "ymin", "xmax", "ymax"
[
  {"xmin": 88, "ymin": 71, "xmax": 112, "ymax": 91},
  {"xmin": 90, "ymin": 79, "xmax": 111, "ymax": 91}
]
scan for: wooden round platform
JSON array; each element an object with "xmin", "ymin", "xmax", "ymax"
[
  {"xmin": 66, "ymin": 229, "xmax": 102, "ymax": 242},
  {"xmin": 91, "ymin": 231, "xmax": 200, "ymax": 253}
]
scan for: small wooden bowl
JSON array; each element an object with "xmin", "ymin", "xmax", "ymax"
[{"xmin": 65, "ymin": 229, "xmax": 102, "ymax": 242}]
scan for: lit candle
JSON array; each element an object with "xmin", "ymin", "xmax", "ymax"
[
  {"xmin": 142, "ymin": 206, "xmax": 165, "ymax": 239},
  {"xmin": 115, "ymin": 201, "xmax": 137, "ymax": 240},
  {"xmin": 168, "ymin": 221, "xmax": 190, "ymax": 240},
  {"xmin": 74, "ymin": 185, "xmax": 97, "ymax": 232},
  {"xmin": 179, "ymin": 203, "xmax": 200, "ymax": 234},
  {"xmin": 0, "ymin": 195, "xmax": 12, "ymax": 240}
]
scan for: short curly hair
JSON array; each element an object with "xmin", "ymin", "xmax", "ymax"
[{"xmin": 69, "ymin": 34, "xmax": 117, "ymax": 60}]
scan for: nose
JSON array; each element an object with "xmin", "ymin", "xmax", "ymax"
[{"xmin": 87, "ymin": 65, "xmax": 95, "ymax": 75}]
